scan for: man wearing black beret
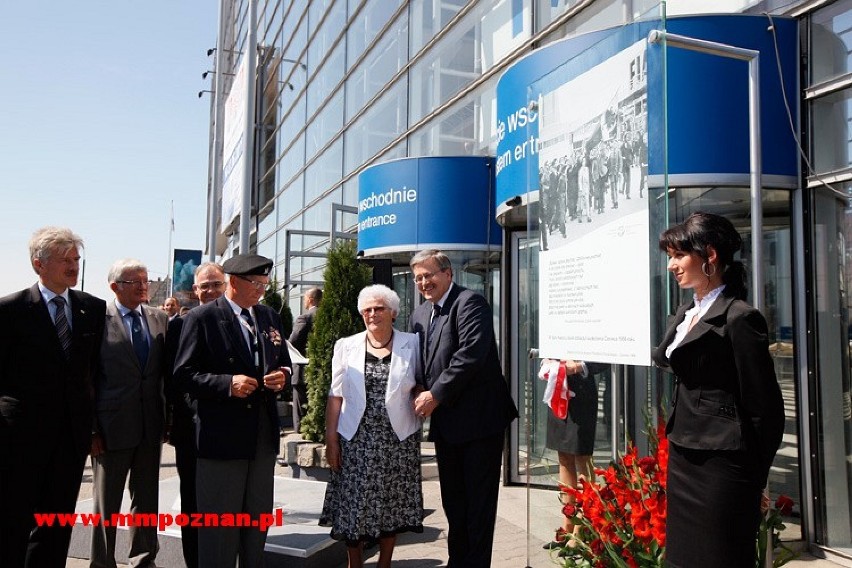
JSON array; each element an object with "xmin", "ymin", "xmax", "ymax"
[{"xmin": 173, "ymin": 253, "xmax": 291, "ymax": 567}]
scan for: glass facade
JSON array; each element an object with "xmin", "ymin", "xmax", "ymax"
[{"xmin": 206, "ymin": 0, "xmax": 852, "ymax": 562}]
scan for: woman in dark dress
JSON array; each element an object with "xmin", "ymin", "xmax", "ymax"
[
  {"xmin": 653, "ymin": 212, "xmax": 785, "ymax": 567},
  {"xmin": 320, "ymin": 284, "xmax": 423, "ymax": 568},
  {"xmin": 542, "ymin": 359, "xmax": 607, "ymax": 548}
]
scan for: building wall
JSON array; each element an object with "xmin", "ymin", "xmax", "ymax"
[{"xmin": 207, "ymin": 0, "xmax": 852, "ymax": 561}]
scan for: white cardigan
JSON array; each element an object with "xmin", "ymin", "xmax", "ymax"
[{"xmin": 329, "ymin": 330, "xmax": 422, "ymax": 441}]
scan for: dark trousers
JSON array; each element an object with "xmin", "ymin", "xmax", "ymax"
[
  {"xmin": 175, "ymin": 442, "xmax": 198, "ymax": 568},
  {"xmin": 0, "ymin": 425, "xmax": 87, "ymax": 568},
  {"xmin": 434, "ymin": 432, "xmax": 504, "ymax": 568}
]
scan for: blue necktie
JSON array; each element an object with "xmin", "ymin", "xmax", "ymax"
[
  {"xmin": 51, "ymin": 296, "xmax": 72, "ymax": 359},
  {"xmin": 128, "ymin": 311, "xmax": 149, "ymax": 368}
]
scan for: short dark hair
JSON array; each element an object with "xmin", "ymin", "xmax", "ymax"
[{"xmin": 306, "ymin": 287, "xmax": 322, "ymax": 304}]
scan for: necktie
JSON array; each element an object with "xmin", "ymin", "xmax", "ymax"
[
  {"xmin": 240, "ymin": 308, "xmax": 260, "ymax": 368},
  {"xmin": 427, "ymin": 303, "xmax": 441, "ymax": 353},
  {"xmin": 51, "ymin": 296, "xmax": 72, "ymax": 359},
  {"xmin": 128, "ymin": 311, "xmax": 149, "ymax": 368}
]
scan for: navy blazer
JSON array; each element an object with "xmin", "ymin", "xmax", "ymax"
[
  {"xmin": 652, "ymin": 291, "xmax": 784, "ymax": 484},
  {"xmin": 0, "ymin": 284, "xmax": 106, "ymax": 464},
  {"xmin": 173, "ymin": 296, "xmax": 292, "ymax": 460},
  {"xmin": 410, "ymin": 284, "xmax": 517, "ymax": 444}
]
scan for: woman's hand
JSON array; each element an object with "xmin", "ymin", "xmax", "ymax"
[{"xmin": 326, "ymin": 434, "xmax": 342, "ymax": 472}]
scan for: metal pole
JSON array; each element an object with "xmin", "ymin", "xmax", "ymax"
[
  {"xmin": 207, "ymin": 0, "xmax": 228, "ymax": 262},
  {"xmin": 239, "ymin": 0, "xmax": 258, "ymax": 254},
  {"xmin": 168, "ymin": 200, "xmax": 174, "ymax": 296},
  {"xmin": 748, "ymin": 57, "xmax": 763, "ymax": 311}
]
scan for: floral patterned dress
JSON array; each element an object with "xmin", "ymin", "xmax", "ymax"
[{"xmin": 319, "ymin": 352, "xmax": 423, "ymax": 545}]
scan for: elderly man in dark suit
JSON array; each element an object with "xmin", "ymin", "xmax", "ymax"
[
  {"xmin": 288, "ymin": 286, "xmax": 321, "ymax": 434},
  {"xmin": 164, "ymin": 261, "xmax": 225, "ymax": 568},
  {"xmin": 0, "ymin": 227, "xmax": 106, "ymax": 568},
  {"xmin": 174, "ymin": 253, "xmax": 290, "ymax": 568},
  {"xmin": 409, "ymin": 249, "xmax": 518, "ymax": 568},
  {"xmin": 90, "ymin": 259, "xmax": 168, "ymax": 568}
]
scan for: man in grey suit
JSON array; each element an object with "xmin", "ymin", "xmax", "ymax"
[
  {"xmin": 90, "ymin": 259, "xmax": 168, "ymax": 568},
  {"xmin": 409, "ymin": 250, "xmax": 517, "ymax": 568},
  {"xmin": 288, "ymin": 287, "xmax": 321, "ymax": 433}
]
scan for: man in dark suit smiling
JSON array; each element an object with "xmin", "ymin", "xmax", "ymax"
[
  {"xmin": 174, "ymin": 253, "xmax": 290, "ymax": 568},
  {"xmin": 0, "ymin": 226, "xmax": 106, "ymax": 567},
  {"xmin": 409, "ymin": 249, "xmax": 517, "ymax": 568}
]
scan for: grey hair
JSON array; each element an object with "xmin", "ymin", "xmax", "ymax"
[
  {"xmin": 410, "ymin": 249, "xmax": 452, "ymax": 271},
  {"xmin": 357, "ymin": 284, "xmax": 400, "ymax": 317},
  {"xmin": 194, "ymin": 261, "xmax": 224, "ymax": 279},
  {"xmin": 28, "ymin": 226, "xmax": 84, "ymax": 272},
  {"xmin": 107, "ymin": 259, "xmax": 147, "ymax": 282}
]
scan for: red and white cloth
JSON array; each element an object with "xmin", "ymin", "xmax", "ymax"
[{"xmin": 538, "ymin": 359, "xmax": 575, "ymax": 420}]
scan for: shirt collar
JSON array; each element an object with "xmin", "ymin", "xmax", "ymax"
[
  {"xmin": 693, "ymin": 284, "xmax": 726, "ymax": 310},
  {"xmin": 38, "ymin": 282, "xmax": 70, "ymax": 305},
  {"xmin": 224, "ymin": 295, "xmax": 252, "ymax": 317},
  {"xmin": 115, "ymin": 299, "xmax": 141, "ymax": 317},
  {"xmin": 434, "ymin": 282, "xmax": 454, "ymax": 309}
]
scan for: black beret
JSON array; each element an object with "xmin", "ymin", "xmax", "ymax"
[{"xmin": 222, "ymin": 254, "xmax": 273, "ymax": 276}]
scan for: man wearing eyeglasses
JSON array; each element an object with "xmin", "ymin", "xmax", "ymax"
[
  {"xmin": 174, "ymin": 253, "xmax": 290, "ymax": 568},
  {"xmin": 91, "ymin": 259, "xmax": 168, "ymax": 568},
  {"xmin": 409, "ymin": 249, "xmax": 518, "ymax": 568},
  {"xmin": 163, "ymin": 262, "xmax": 225, "ymax": 568}
]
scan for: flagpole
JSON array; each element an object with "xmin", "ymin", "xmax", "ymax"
[{"xmin": 168, "ymin": 200, "xmax": 175, "ymax": 297}]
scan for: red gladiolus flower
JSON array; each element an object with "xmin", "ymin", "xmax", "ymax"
[
  {"xmin": 638, "ymin": 456, "xmax": 657, "ymax": 474},
  {"xmin": 776, "ymin": 494, "xmax": 794, "ymax": 516}
]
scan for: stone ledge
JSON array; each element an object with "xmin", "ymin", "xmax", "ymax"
[{"xmin": 283, "ymin": 436, "xmax": 330, "ymax": 482}]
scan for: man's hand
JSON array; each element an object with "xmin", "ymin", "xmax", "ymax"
[
  {"xmin": 413, "ymin": 391, "xmax": 439, "ymax": 418},
  {"xmin": 90, "ymin": 433, "xmax": 105, "ymax": 458},
  {"xmin": 263, "ymin": 369, "xmax": 287, "ymax": 392},
  {"xmin": 231, "ymin": 375, "xmax": 259, "ymax": 398}
]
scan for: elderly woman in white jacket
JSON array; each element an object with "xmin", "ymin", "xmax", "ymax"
[{"xmin": 319, "ymin": 284, "xmax": 423, "ymax": 568}]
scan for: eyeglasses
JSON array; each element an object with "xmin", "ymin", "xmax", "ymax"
[
  {"xmin": 234, "ymin": 275, "xmax": 267, "ymax": 291},
  {"xmin": 413, "ymin": 269, "xmax": 446, "ymax": 284},
  {"xmin": 361, "ymin": 306, "xmax": 387, "ymax": 316},
  {"xmin": 115, "ymin": 279, "xmax": 150, "ymax": 288},
  {"xmin": 195, "ymin": 281, "xmax": 225, "ymax": 291}
]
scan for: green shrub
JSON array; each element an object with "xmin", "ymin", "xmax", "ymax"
[
  {"xmin": 261, "ymin": 277, "xmax": 293, "ymax": 336},
  {"xmin": 300, "ymin": 240, "xmax": 370, "ymax": 442}
]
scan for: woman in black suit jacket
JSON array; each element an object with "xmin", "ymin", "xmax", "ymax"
[{"xmin": 653, "ymin": 212, "xmax": 784, "ymax": 568}]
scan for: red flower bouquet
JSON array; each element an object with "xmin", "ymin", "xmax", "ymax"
[
  {"xmin": 552, "ymin": 419, "xmax": 797, "ymax": 568},
  {"xmin": 555, "ymin": 419, "xmax": 668, "ymax": 567}
]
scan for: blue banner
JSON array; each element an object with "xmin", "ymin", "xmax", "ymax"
[{"xmin": 358, "ymin": 157, "xmax": 502, "ymax": 256}]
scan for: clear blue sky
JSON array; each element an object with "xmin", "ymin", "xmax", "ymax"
[{"xmin": 0, "ymin": 2, "xmax": 218, "ymax": 301}]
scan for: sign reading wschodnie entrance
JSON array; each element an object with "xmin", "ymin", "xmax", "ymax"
[{"xmin": 357, "ymin": 157, "xmax": 501, "ymax": 257}]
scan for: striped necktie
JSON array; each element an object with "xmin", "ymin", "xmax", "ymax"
[{"xmin": 51, "ymin": 296, "xmax": 72, "ymax": 359}]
